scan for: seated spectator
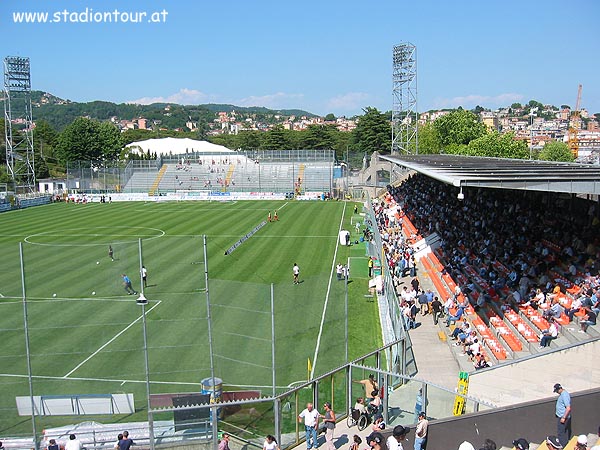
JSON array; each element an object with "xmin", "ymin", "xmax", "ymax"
[
  {"xmin": 445, "ymin": 305, "xmax": 465, "ymax": 327},
  {"xmin": 579, "ymin": 306, "xmax": 597, "ymax": 333},
  {"xmin": 465, "ymin": 338, "xmax": 481, "ymax": 360},
  {"xmin": 369, "ymin": 390, "xmax": 381, "ymax": 414},
  {"xmin": 543, "ymin": 299, "xmax": 564, "ymax": 321},
  {"xmin": 565, "ymin": 296, "xmax": 582, "ymax": 322},
  {"xmin": 473, "ymin": 353, "xmax": 489, "ymax": 370},
  {"xmin": 354, "ymin": 397, "xmax": 367, "ymax": 414},
  {"xmin": 450, "ymin": 321, "xmax": 471, "ymax": 342},
  {"xmin": 540, "ymin": 318, "xmax": 559, "ymax": 347}
]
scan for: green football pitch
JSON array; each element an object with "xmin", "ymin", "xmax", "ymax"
[{"xmin": 0, "ymin": 200, "xmax": 381, "ymax": 434}]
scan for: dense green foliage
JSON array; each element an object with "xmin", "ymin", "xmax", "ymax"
[
  {"xmin": 433, "ymin": 109, "xmax": 487, "ymax": 147},
  {"xmin": 352, "ymin": 107, "xmax": 391, "ymax": 153},
  {"xmin": 538, "ymin": 141, "xmax": 575, "ymax": 162},
  {"xmin": 54, "ymin": 117, "xmax": 122, "ymax": 163}
]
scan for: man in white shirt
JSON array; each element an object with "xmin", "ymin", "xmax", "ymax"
[
  {"xmin": 298, "ymin": 403, "xmax": 320, "ymax": 449},
  {"xmin": 65, "ymin": 435, "xmax": 82, "ymax": 450},
  {"xmin": 386, "ymin": 425, "xmax": 410, "ymax": 450}
]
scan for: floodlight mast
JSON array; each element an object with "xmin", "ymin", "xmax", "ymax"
[
  {"xmin": 4, "ymin": 56, "xmax": 36, "ymax": 193},
  {"xmin": 391, "ymin": 43, "xmax": 418, "ymax": 155}
]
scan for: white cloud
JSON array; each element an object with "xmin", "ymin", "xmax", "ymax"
[
  {"xmin": 325, "ymin": 92, "xmax": 371, "ymax": 112},
  {"xmin": 235, "ymin": 92, "xmax": 304, "ymax": 109},
  {"xmin": 433, "ymin": 93, "xmax": 524, "ymax": 109},
  {"xmin": 128, "ymin": 88, "xmax": 215, "ymax": 105}
]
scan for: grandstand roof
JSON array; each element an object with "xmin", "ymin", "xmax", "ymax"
[
  {"xmin": 125, "ymin": 137, "xmax": 234, "ymax": 155},
  {"xmin": 380, "ymin": 154, "xmax": 600, "ymax": 195}
]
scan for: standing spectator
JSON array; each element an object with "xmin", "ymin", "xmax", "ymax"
[
  {"xmin": 431, "ymin": 296, "xmax": 443, "ymax": 325},
  {"xmin": 114, "ymin": 434, "xmax": 123, "ymax": 450},
  {"xmin": 320, "ymin": 402, "xmax": 336, "ymax": 450},
  {"xmin": 414, "ymin": 389, "xmax": 423, "ymax": 420},
  {"xmin": 293, "ymin": 263, "xmax": 300, "ymax": 285},
  {"xmin": 354, "ymin": 374, "xmax": 378, "ymax": 403},
  {"xmin": 368, "ymin": 432, "xmax": 386, "ymax": 450},
  {"xmin": 545, "ymin": 436, "xmax": 563, "ymax": 450},
  {"xmin": 118, "ymin": 431, "xmax": 134, "ymax": 450},
  {"xmin": 298, "ymin": 403, "xmax": 319, "ymax": 450},
  {"xmin": 141, "ymin": 266, "xmax": 148, "ymax": 288},
  {"xmin": 553, "ymin": 384, "xmax": 572, "ymax": 447},
  {"xmin": 575, "ymin": 436, "xmax": 588, "ymax": 450},
  {"xmin": 218, "ymin": 433, "xmax": 231, "ymax": 450},
  {"xmin": 512, "ymin": 439, "xmax": 529, "ymax": 450},
  {"xmin": 478, "ymin": 439, "xmax": 496, "ymax": 450},
  {"xmin": 65, "ymin": 435, "xmax": 82, "ymax": 450},
  {"xmin": 350, "ymin": 435, "xmax": 362, "ymax": 450},
  {"xmin": 122, "ymin": 274, "xmax": 137, "ymax": 295},
  {"xmin": 263, "ymin": 435, "xmax": 280, "ymax": 450},
  {"xmin": 387, "ymin": 425, "xmax": 410, "ymax": 450},
  {"xmin": 414, "ymin": 412, "xmax": 428, "ymax": 450},
  {"xmin": 47, "ymin": 439, "xmax": 59, "ymax": 450}
]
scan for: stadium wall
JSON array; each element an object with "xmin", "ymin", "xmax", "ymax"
[{"xmin": 66, "ymin": 192, "xmax": 333, "ymax": 202}]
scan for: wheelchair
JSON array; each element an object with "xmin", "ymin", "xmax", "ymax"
[
  {"xmin": 347, "ymin": 407, "xmax": 369, "ymax": 431},
  {"xmin": 347, "ymin": 404, "xmax": 379, "ymax": 431}
]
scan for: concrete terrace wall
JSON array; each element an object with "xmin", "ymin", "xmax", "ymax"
[{"xmin": 468, "ymin": 338, "xmax": 600, "ymax": 407}]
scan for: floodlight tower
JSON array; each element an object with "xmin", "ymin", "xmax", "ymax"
[
  {"xmin": 4, "ymin": 56, "xmax": 36, "ymax": 192},
  {"xmin": 391, "ymin": 43, "xmax": 418, "ymax": 155}
]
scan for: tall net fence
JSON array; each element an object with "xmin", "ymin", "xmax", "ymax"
[{"xmin": 0, "ymin": 234, "xmax": 347, "ymax": 442}]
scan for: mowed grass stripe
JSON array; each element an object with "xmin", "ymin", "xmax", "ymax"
[{"xmin": 0, "ymin": 200, "xmax": 376, "ymax": 434}]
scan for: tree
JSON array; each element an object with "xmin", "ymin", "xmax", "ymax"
[
  {"xmin": 54, "ymin": 117, "xmax": 122, "ymax": 164},
  {"xmin": 324, "ymin": 113, "xmax": 336, "ymax": 121},
  {"xmin": 352, "ymin": 107, "xmax": 391, "ymax": 153},
  {"xmin": 433, "ymin": 109, "xmax": 487, "ymax": 148},
  {"xmin": 237, "ymin": 131, "xmax": 262, "ymax": 150},
  {"xmin": 538, "ymin": 141, "xmax": 574, "ymax": 162},
  {"xmin": 466, "ymin": 131, "xmax": 529, "ymax": 159},
  {"xmin": 300, "ymin": 125, "xmax": 336, "ymax": 150},
  {"xmin": 97, "ymin": 122, "xmax": 123, "ymax": 160},
  {"xmin": 415, "ymin": 122, "xmax": 442, "ymax": 154},
  {"xmin": 511, "ymin": 103, "xmax": 523, "ymax": 109},
  {"xmin": 262, "ymin": 125, "xmax": 291, "ymax": 150}
]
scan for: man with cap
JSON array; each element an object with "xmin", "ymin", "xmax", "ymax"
[
  {"xmin": 512, "ymin": 439, "xmax": 529, "ymax": 450},
  {"xmin": 546, "ymin": 436, "xmax": 563, "ymax": 450},
  {"xmin": 387, "ymin": 425, "xmax": 410, "ymax": 450},
  {"xmin": 575, "ymin": 435, "xmax": 588, "ymax": 450},
  {"xmin": 414, "ymin": 412, "xmax": 428, "ymax": 450},
  {"xmin": 368, "ymin": 432, "xmax": 384, "ymax": 450},
  {"xmin": 553, "ymin": 383, "xmax": 571, "ymax": 447}
]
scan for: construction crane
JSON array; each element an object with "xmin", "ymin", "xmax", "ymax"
[{"xmin": 568, "ymin": 84, "xmax": 583, "ymax": 158}]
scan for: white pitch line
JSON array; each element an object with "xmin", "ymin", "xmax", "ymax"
[
  {"xmin": 310, "ymin": 201, "xmax": 346, "ymax": 379},
  {"xmin": 278, "ymin": 201, "xmax": 289, "ymax": 210},
  {"xmin": 63, "ymin": 301, "xmax": 162, "ymax": 378}
]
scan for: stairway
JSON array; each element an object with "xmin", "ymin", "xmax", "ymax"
[{"xmin": 148, "ymin": 164, "xmax": 168, "ymax": 195}]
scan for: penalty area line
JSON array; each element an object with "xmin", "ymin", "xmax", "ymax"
[{"xmin": 63, "ymin": 300, "xmax": 162, "ymax": 378}]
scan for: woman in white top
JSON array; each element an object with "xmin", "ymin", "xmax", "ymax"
[{"xmin": 263, "ymin": 435, "xmax": 280, "ymax": 450}]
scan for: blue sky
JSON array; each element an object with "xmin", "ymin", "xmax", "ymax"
[{"xmin": 2, "ymin": 0, "xmax": 599, "ymax": 117}]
